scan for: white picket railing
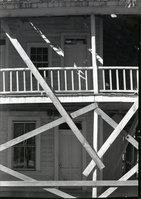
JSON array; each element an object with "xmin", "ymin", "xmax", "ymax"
[
  {"xmin": 0, "ymin": 66, "xmax": 138, "ymax": 95},
  {"xmin": 98, "ymin": 66, "xmax": 138, "ymax": 93},
  {"xmin": 0, "ymin": 67, "xmax": 93, "ymax": 94}
]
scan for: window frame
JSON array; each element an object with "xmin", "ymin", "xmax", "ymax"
[
  {"xmin": 8, "ymin": 117, "xmax": 41, "ymax": 171},
  {"xmin": 27, "ymin": 43, "xmax": 52, "ymax": 79}
]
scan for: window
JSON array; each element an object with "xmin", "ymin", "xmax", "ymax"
[
  {"xmin": 27, "ymin": 43, "xmax": 51, "ymax": 78},
  {"xmin": 13, "ymin": 122, "xmax": 36, "ymax": 170}
]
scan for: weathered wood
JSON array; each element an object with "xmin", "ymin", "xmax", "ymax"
[
  {"xmin": 45, "ymin": 189, "xmax": 76, "ymax": 198},
  {"xmin": 91, "ymin": 14, "xmax": 98, "ymax": 94},
  {"xmin": 92, "ymin": 110, "xmax": 98, "ymax": 197},
  {"xmin": 0, "ymin": 180, "xmax": 138, "ymax": 187},
  {"xmin": 0, "ymin": 103, "xmax": 98, "ymax": 151},
  {"xmin": 125, "ymin": 134, "xmax": 138, "ymax": 149},
  {"xmin": 83, "ymin": 99, "xmax": 138, "ymax": 176},
  {"xmin": 0, "ymin": 164, "xmax": 75, "ymax": 198},
  {"xmin": 99, "ymin": 164, "xmax": 138, "ymax": 198},
  {"xmin": 1, "ymin": 19, "xmax": 104, "ymax": 170},
  {"xmin": 107, "ymin": 114, "xmax": 138, "ymax": 179}
]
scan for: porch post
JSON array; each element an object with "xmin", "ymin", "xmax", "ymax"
[
  {"xmin": 92, "ymin": 110, "xmax": 98, "ymax": 197},
  {"xmin": 91, "ymin": 14, "xmax": 98, "ymax": 94}
]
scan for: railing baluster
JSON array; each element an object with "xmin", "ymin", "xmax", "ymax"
[
  {"xmin": 16, "ymin": 71, "xmax": 19, "ymax": 92},
  {"xmin": 109, "ymin": 69, "xmax": 112, "ymax": 90},
  {"xmin": 102, "ymin": 70, "xmax": 105, "ymax": 90},
  {"xmin": 116, "ymin": 69, "xmax": 119, "ymax": 91},
  {"xmin": 51, "ymin": 70, "xmax": 53, "ymax": 89},
  {"xmin": 130, "ymin": 69, "xmax": 133, "ymax": 90},
  {"xmin": 57, "ymin": 70, "xmax": 60, "ymax": 91},
  {"xmin": 64, "ymin": 70, "xmax": 67, "ymax": 91},
  {"xmin": 37, "ymin": 80, "xmax": 40, "ymax": 91},
  {"xmin": 30, "ymin": 71, "xmax": 33, "ymax": 91},
  {"xmin": 123, "ymin": 69, "xmax": 126, "ymax": 91},
  {"xmin": 78, "ymin": 71, "xmax": 81, "ymax": 91},
  {"xmin": 23, "ymin": 71, "xmax": 26, "ymax": 92},
  {"xmin": 3, "ymin": 71, "xmax": 5, "ymax": 92},
  {"xmin": 71, "ymin": 70, "xmax": 74, "ymax": 91},
  {"xmin": 10, "ymin": 71, "xmax": 12, "ymax": 92},
  {"xmin": 136, "ymin": 69, "xmax": 138, "ymax": 91},
  {"xmin": 85, "ymin": 70, "xmax": 88, "ymax": 91}
]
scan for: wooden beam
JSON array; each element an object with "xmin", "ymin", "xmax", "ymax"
[
  {"xmin": 1, "ymin": 19, "xmax": 104, "ymax": 170},
  {"xmin": 95, "ymin": 108, "xmax": 138, "ymax": 149},
  {"xmin": 0, "ymin": 164, "xmax": 76, "ymax": 198},
  {"xmin": 99, "ymin": 164, "xmax": 138, "ymax": 198},
  {"xmin": 83, "ymin": 99, "xmax": 138, "ymax": 176},
  {"xmin": 0, "ymin": 180, "xmax": 138, "ymax": 187},
  {"xmin": 107, "ymin": 114, "xmax": 138, "ymax": 179},
  {"xmin": 91, "ymin": 14, "xmax": 98, "ymax": 94},
  {"xmin": 45, "ymin": 189, "xmax": 76, "ymax": 198},
  {"xmin": 0, "ymin": 103, "xmax": 98, "ymax": 151},
  {"xmin": 92, "ymin": 110, "xmax": 98, "ymax": 197}
]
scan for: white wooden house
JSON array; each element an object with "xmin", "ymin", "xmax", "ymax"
[{"xmin": 0, "ymin": 0, "xmax": 140, "ymax": 198}]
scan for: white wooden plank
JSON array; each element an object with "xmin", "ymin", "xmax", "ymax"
[
  {"xmin": 83, "ymin": 99, "xmax": 138, "ymax": 176},
  {"xmin": 99, "ymin": 164, "xmax": 138, "ymax": 198},
  {"xmin": 125, "ymin": 134, "xmax": 138, "ymax": 149},
  {"xmin": 0, "ymin": 103, "xmax": 97, "ymax": 151},
  {"xmin": 1, "ymin": 19, "xmax": 104, "ymax": 170},
  {"xmin": 0, "ymin": 180, "xmax": 138, "ymax": 187},
  {"xmin": 91, "ymin": 14, "xmax": 98, "ymax": 94},
  {"xmin": 46, "ymin": 188, "xmax": 76, "ymax": 198},
  {"xmin": 107, "ymin": 114, "xmax": 138, "ymax": 179},
  {"xmin": 0, "ymin": 164, "xmax": 74, "ymax": 198},
  {"xmin": 92, "ymin": 110, "xmax": 98, "ymax": 197}
]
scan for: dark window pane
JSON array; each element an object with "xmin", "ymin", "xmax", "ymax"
[
  {"xmin": 43, "ymin": 48, "xmax": 48, "ymax": 54},
  {"xmin": 43, "ymin": 63, "xmax": 48, "ymax": 68},
  {"xmin": 43, "ymin": 55, "xmax": 48, "ymax": 61},
  {"xmin": 27, "ymin": 147, "xmax": 35, "ymax": 168},
  {"xmin": 37, "ymin": 48, "xmax": 42, "ymax": 54},
  {"xmin": 31, "ymin": 55, "xmax": 36, "ymax": 61},
  {"xmin": 31, "ymin": 48, "xmax": 36, "ymax": 54},
  {"xmin": 37, "ymin": 55, "xmax": 42, "ymax": 62},
  {"xmin": 13, "ymin": 147, "xmax": 25, "ymax": 168},
  {"xmin": 59, "ymin": 122, "xmax": 82, "ymax": 130}
]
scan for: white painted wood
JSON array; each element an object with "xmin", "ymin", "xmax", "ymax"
[
  {"xmin": 125, "ymin": 135, "xmax": 138, "ymax": 149},
  {"xmin": 130, "ymin": 69, "xmax": 133, "ymax": 90},
  {"xmin": 0, "ymin": 180, "xmax": 138, "ymax": 187},
  {"xmin": 0, "ymin": 5, "xmax": 141, "ymax": 18},
  {"xmin": 0, "ymin": 103, "xmax": 97, "ymax": 151},
  {"xmin": 30, "ymin": 71, "xmax": 33, "ymax": 91},
  {"xmin": 85, "ymin": 70, "xmax": 88, "ymax": 90},
  {"xmin": 2, "ymin": 71, "xmax": 5, "ymax": 92},
  {"xmin": 92, "ymin": 110, "xmax": 98, "ymax": 197},
  {"xmin": 91, "ymin": 14, "xmax": 98, "ymax": 94},
  {"xmin": 45, "ymin": 188, "xmax": 76, "ymax": 198},
  {"xmin": 83, "ymin": 99, "xmax": 138, "ymax": 176},
  {"xmin": 123, "ymin": 69, "xmax": 126, "ymax": 91},
  {"xmin": 99, "ymin": 164, "xmax": 138, "ymax": 197},
  {"xmin": 10, "ymin": 70, "xmax": 12, "ymax": 91},
  {"xmin": 57, "ymin": 70, "xmax": 60, "ymax": 91},
  {"xmin": 16, "ymin": 70, "xmax": 19, "ymax": 91},
  {"xmin": 71, "ymin": 70, "xmax": 74, "ymax": 91},
  {"xmin": 106, "ymin": 114, "xmax": 138, "ymax": 179},
  {"xmin": 1, "ymin": 19, "xmax": 104, "ymax": 170},
  {"xmin": 23, "ymin": 71, "xmax": 26, "ymax": 92},
  {"xmin": 59, "ymin": 130, "xmax": 82, "ymax": 181},
  {"xmin": 0, "ymin": 96, "xmax": 138, "ymax": 104}
]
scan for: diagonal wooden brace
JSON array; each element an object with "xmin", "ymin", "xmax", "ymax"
[
  {"xmin": 0, "ymin": 103, "xmax": 97, "ymax": 151},
  {"xmin": 83, "ymin": 98, "xmax": 138, "ymax": 176},
  {"xmin": 0, "ymin": 19, "xmax": 104, "ymax": 170},
  {"xmin": 99, "ymin": 163, "xmax": 138, "ymax": 198},
  {"xmin": 0, "ymin": 164, "xmax": 76, "ymax": 198}
]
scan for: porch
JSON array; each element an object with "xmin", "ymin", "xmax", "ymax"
[{"xmin": 0, "ymin": 66, "xmax": 138, "ymax": 96}]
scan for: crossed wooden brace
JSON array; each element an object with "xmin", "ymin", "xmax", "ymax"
[{"xmin": 0, "ymin": 19, "xmax": 139, "ymax": 198}]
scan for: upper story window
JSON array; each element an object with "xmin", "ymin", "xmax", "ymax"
[
  {"xmin": 27, "ymin": 43, "xmax": 51, "ymax": 78},
  {"xmin": 13, "ymin": 121, "xmax": 36, "ymax": 170}
]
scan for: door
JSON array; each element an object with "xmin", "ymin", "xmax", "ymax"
[
  {"xmin": 63, "ymin": 38, "xmax": 87, "ymax": 90},
  {"xmin": 59, "ymin": 130, "xmax": 82, "ymax": 181}
]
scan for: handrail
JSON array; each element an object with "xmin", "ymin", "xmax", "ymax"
[{"xmin": 0, "ymin": 66, "xmax": 138, "ymax": 94}]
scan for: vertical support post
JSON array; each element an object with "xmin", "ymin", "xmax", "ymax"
[
  {"xmin": 92, "ymin": 110, "xmax": 98, "ymax": 197},
  {"xmin": 91, "ymin": 14, "xmax": 98, "ymax": 94}
]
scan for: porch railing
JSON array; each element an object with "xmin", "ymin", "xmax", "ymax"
[
  {"xmin": 0, "ymin": 66, "xmax": 138, "ymax": 95},
  {"xmin": 98, "ymin": 66, "xmax": 138, "ymax": 93}
]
